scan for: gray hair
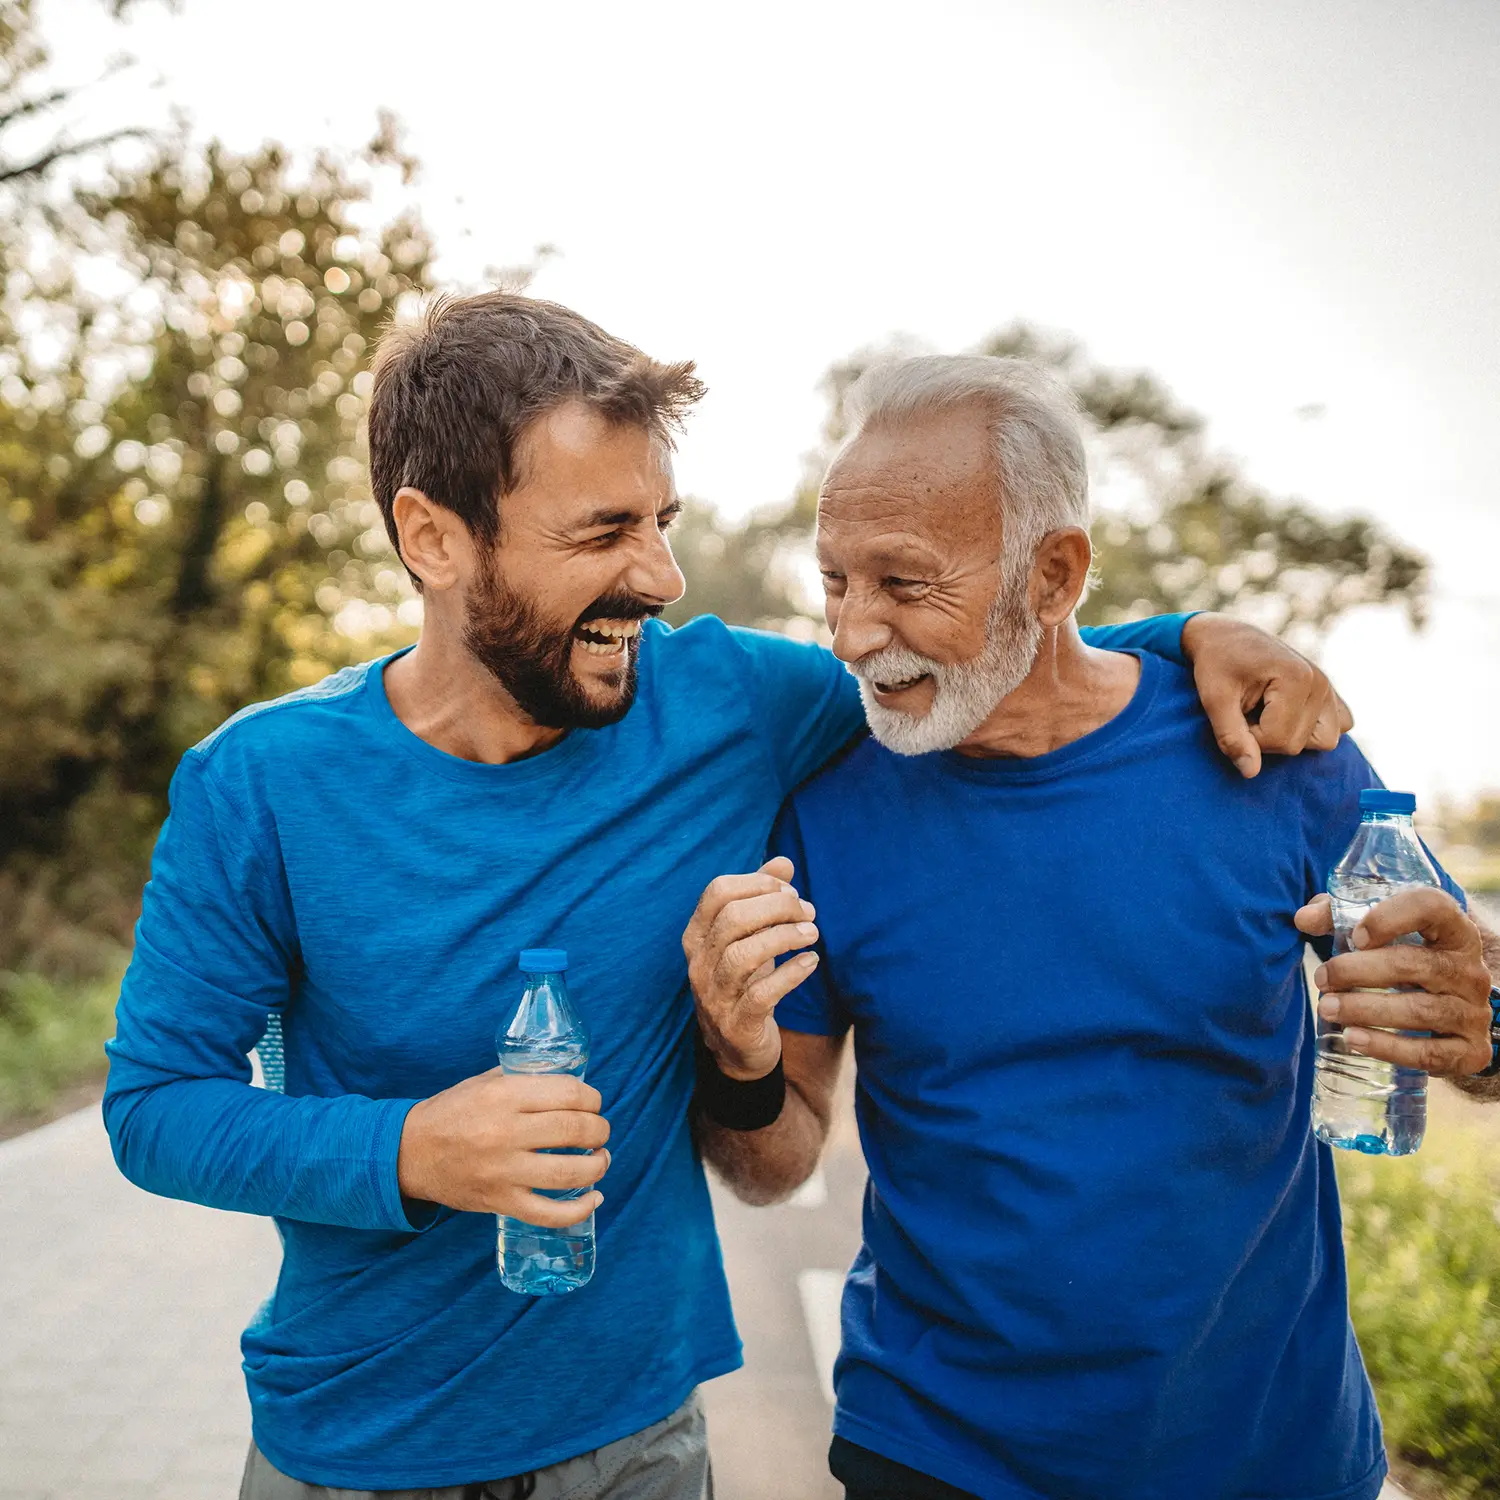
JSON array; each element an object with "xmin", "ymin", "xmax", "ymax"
[{"xmin": 841, "ymin": 354, "xmax": 1091, "ymax": 586}]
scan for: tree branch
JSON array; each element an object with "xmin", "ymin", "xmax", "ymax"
[
  {"xmin": 0, "ymin": 86, "xmax": 75, "ymax": 133},
  {"xmin": 0, "ymin": 125, "xmax": 149, "ymax": 185}
]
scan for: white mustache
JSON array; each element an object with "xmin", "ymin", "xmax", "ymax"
[{"xmin": 849, "ymin": 646, "xmax": 946, "ymax": 685}]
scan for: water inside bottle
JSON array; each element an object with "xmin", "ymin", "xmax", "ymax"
[
  {"xmin": 1313, "ymin": 887, "xmax": 1427, "ymax": 1156},
  {"xmin": 497, "ymin": 1043, "xmax": 596, "ymax": 1295}
]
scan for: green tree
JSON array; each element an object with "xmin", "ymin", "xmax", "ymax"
[
  {"xmin": 975, "ymin": 325, "xmax": 1428, "ymax": 639},
  {"xmin": 0, "ymin": 2, "xmax": 434, "ymax": 969}
]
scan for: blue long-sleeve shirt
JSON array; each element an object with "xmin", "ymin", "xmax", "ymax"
[{"xmin": 104, "ymin": 612, "xmax": 1192, "ymax": 1488}]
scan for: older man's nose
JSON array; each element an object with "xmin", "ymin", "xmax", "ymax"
[{"xmin": 830, "ymin": 596, "xmax": 892, "ymax": 665}]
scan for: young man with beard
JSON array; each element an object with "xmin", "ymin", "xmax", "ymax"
[
  {"xmin": 105, "ymin": 297, "xmax": 1354, "ymax": 1499},
  {"xmin": 683, "ymin": 355, "xmax": 1500, "ymax": 1500}
]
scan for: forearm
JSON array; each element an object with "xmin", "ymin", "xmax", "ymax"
[
  {"xmin": 1080, "ymin": 612, "xmax": 1196, "ymax": 667},
  {"xmin": 103, "ymin": 1068, "xmax": 423, "ymax": 1231},
  {"xmin": 1448, "ymin": 914, "xmax": 1500, "ymax": 1102},
  {"xmin": 697, "ymin": 1075, "xmax": 831, "ymax": 1206}
]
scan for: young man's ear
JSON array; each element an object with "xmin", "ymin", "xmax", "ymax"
[{"xmin": 394, "ymin": 489, "xmax": 466, "ymax": 592}]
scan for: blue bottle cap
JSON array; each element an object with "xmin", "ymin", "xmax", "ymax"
[
  {"xmin": 519, "ymin": 948, "xmax": 569, "ymax": 973},
  {"xmin": 1359, "ymin": 789, "xmax": 1416, "ymax": 815}
]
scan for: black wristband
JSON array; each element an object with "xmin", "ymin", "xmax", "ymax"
[
  {"xmin": 694, "ymin": 1031, "xmax": 786, "ymax": 1131},
  {"xmin": 1476, "ymin": 987, "xmax": 1500, "ymax": 1078}
]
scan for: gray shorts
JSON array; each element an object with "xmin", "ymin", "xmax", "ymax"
[{"xmin": 238, "ymin": 1390, "xmax": 712, "ymax": 1500}]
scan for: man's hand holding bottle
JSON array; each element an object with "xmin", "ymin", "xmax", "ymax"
[{"xmin": 397, "ymin": 1070, "xmax": 610, "ymax": 1226}]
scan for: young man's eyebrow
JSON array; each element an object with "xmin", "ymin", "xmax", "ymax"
[
  {"xmin": 572, "ymin": 506, "xmax": 640, "ymax": 530},
  {"xmin": 573, "ymin": 499, "xmax": 681, "ymax": 531}
]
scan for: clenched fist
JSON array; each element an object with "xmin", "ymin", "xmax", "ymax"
[
  {"xmin": 397, "ymin": 1069, "xmax": 610, "ymax": 1226},
  {"xmin": 682, "ymin": 856, "xmax": 822, "ymax": 1080}
]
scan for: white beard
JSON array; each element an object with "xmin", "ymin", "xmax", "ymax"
[{"xmin": 852, "ymin": 579, "xmax": 1044, "ymax": 757}]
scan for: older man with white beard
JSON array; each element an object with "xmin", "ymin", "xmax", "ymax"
[{"xmin": 682, "ymin": 356, "xmax": 1500, "ymax": 1500}]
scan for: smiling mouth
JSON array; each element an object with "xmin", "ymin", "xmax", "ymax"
[
  {"xmin": 573, "ymin": 619, "xmax": 643, "ymax": 657},
  {"xmin": 872, "ymin": 672, "xmax": 930, "ymax": 695}
]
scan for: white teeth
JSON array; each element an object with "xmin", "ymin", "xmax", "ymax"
[
  {"xmin": 573, "ymin": 621, "xmax": 639, "ymax": 645},
  {"xmin": 576, "ymin": 637, "xmax": 625, "ymax": 656}
]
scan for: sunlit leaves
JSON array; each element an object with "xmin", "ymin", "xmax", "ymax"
[{"xmin": 0, "ymin": 59, "xmax": 436, "ymax": 960}]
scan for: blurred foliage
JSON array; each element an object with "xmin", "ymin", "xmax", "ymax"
[
  {"xmin": 0, "ymin": 2, "xmax": 427, "ymax": 971},
  {"xmin": 0, "ymin": 0, "xmax": 152, "ymax": 185},
  {"xmin": 1340, "ymin": 1125, "xmax": 1500, "ymax": 1498},
  {"xmin": 673, "ymin": 325, "xmax": 1429, "ymax": 646},
  {"xmin": 1434, "ymin": 793, "xmax": 1500, "ymax": 895},
  {"xmin": 662, "ymin": 494, "xmax": 812, "ymax": 633},
  {"xmin": 0, "ymin": 963, "xmax": 122, "ymax": 1119},
  {"xmin": 976, "ymin": 325, "xmax": 1429, "ymax": 640},
  {"xmin": 1443, "ymin": 795, "xmax": 1500, "ymax": 855}
]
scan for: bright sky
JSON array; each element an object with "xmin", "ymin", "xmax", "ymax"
[{"xmin": 47, "ymin": 0, "xmax": 1500, "ymax": 809}]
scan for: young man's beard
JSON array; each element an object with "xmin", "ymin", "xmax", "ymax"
[{"xmin": 462, "ymin": 555, "xmax": 657, "ymax": 731}]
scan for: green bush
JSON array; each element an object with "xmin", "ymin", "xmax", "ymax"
[
  {"xmin": 0, "ymin": 967, "xmax": 121, "ymax": 1121},
  {"xmin": 1340, "ymin": 1127, "xmax": 1500, "ymax": 1498}
]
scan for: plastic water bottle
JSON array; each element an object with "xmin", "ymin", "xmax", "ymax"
[
  {"xmin": 496, "ymin": 949, "xmax": 596, "ymax": 1295},
  {"xmin": 1312, "ymin": 790, "xmax": 1439, "ymax": 1157}
]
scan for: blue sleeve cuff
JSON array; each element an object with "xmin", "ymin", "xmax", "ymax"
[{"xmin": 371, "ymin": 1097, "xmax": 441, "ymax": 1233}]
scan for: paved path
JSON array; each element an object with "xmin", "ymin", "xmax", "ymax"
[
  {"xmin": 0, "ymin": 1104, "xmax": 854, "ymax": 1500},
  {"xmin": 0, "ymin": 1108, "xmax": 278, "ymax": 1499},
  {"xmin": 0, "ymin": 1094, "xmax": 1411, "ymax": 1500},
  {"xmin": 700, "ymin": 1099, "xmax": 866, "ymax": 1500}
]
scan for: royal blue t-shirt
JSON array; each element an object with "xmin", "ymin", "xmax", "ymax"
[
  {"xmin": 104, "ymin": 614, "xmax": 1189, "ymax": 1487},
  {"xmin": 774, "ymin": 651, "xmax": 1458, "ymax": 1500}
]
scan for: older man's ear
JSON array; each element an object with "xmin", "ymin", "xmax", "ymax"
[{"xmin": 1029, "ymin": 527, "xmax": 1094, "ymax": 625}]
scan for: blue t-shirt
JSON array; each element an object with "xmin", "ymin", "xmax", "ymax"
[
  {"xmin": 774, "ymin": 652, "xmax": 1458, "ymax": 1500},
  {"xmin": 103, "ymin": 614, "xmax": 1190, "ymax": 1487}
]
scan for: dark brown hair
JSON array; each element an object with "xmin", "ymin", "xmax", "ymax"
[{"xmin": 368, "ymin": 292, "xmax": 705, "ymax": 574}]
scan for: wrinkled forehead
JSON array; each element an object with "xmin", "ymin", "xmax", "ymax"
[{"xmin": 816, "ymin": 405, "xmax": 1002, "ymax": 562}]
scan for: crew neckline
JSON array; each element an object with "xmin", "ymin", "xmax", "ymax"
[
  {"xmin": 362, "ymin": 645, "xmax": 604, "ymax": 787},
  {"xmin": 936, "ymin": 650, "xmax": 1165, "ymax": 785}
]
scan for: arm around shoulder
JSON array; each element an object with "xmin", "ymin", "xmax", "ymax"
[{"xmin": 730, "ymin": 625, "xmax": 865, "ymax": 794}]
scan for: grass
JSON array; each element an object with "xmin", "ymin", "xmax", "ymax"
[
  {"xmin": 0, "ymin": 968, "xmax": 120, "ymax": 1127},
  {"xmin": 1340, "ymin": 1093, "xmax": 1500, "ymax": 1499}
]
